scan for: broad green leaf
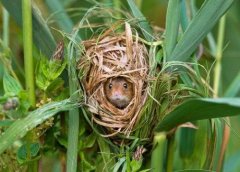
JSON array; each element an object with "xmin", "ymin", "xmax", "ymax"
[
  {"xmin": 1, "ymin": 0, "xmax": 56, "ymax": 57},
  {"xmin": 3, "ymin": 72, "xmax": 22, "ymax": 96},
  {"xmin": 0, "ymin": 99, "xmax": 78, "ymax": 154},
  {"xmin": 180, "ymin": 0, "xmax": 189, "ymax": 31},
  {"xmin": 176, "ymin": 120, "xmax": 209, "ymax": 168},
  {"xmin": 127, "ymin": 0, "xmax": 153, "ymax": 41},
  {"xmin": 156, "ymin": 98, "xmax": 240, "ymax": 132},
  {"xmin": 17, "ymin": 142, "xmax": 40, "ymax": 164},
  {"xmin": 168, "ymin": 0, "xmax": 234, "ymax": 61},
  {"xmin": 164, "ymin": 0, "xmax": 181, "ymax": 58},
  {"xmin": 179, "ymin": 127, "xmax": 196, "ymax": 159}
]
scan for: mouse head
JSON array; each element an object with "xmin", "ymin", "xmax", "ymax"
[{"xmin": 104, "ymin": 77, "xmax": 134, "ymax": 109}]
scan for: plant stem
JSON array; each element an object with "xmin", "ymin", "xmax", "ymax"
[
  {"xmin": 213, "ymin": 14, "xmax": 229, "ymax": 172},
  {"xmin": 2, "ymin": 6, "xmax": 9, "ymax": 47},
  {"xmin": 66, "ymin": 108, "xmax": 79, "ymax": 172},
  {"xmin": 213, "ymin": 15, "xmax": 226, "ymax": 98},
  {"xmin": 22, "ymin": 0, "xmax": 37, "ymax": 171},
  {"xmin": 151, "ymin": 132, "xmax": 166, "ymax": 172},
  {"xmin": 22, "ymin": 0, "xmax": 36, "ymax": 106},
  {"xmin": 66, "ymin": 42, "xmax": 80, "ymax": 172}
]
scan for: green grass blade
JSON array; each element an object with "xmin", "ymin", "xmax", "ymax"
[
  {"xmin": 156, "ymin": 98, "xmax": 240, "ymax": 131},
  {"xmin": 127, "ymin": 0, "xmax": 153, "ymax": 41},
  {"xmin": 180, "ymin": 0, "xmax": 189, "ymax": 32},
  {"xmin": 1, "ymin": 0, "xmax": 56, "ymax": 57},
  {"xmin": 66, "ymin": 33, "xmax": 80, "ymax": 172},
  {"xmin": 0, "ymin": 99, "xmax": 78, "ymax": 154},
  {"xmin": 164, "ymin": 0, "xmax": 181, "ymax": 58},
  {"xmin": 213, "ymin": 15, "xmax": 226, "ymax": 98},
  {"xmin": 168, "ymin": 0, "xmax": 234, "ymax": 62}
]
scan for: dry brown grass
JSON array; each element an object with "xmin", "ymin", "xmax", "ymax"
[{"xmin": 78, "ymin": 22, "xmax": 149, "ymax": 137}]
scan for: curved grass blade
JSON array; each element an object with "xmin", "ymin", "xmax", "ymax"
[
  {"xmin": 127, "ymin": 0, "xmax": 153, "ymax": 41},
  {"xmin": 168, "ymin": 0, "xmax": 234, "ymax": 62},
  {"xmin": 0, "ymin": 99, "xmax": 78, "ymax": 154},
  {"xmin": 156, "ymin": 98, "xmax": 240, "ymax": 132},
  {"xmin": 1, "ymin": 0, "xmax": 56, "ymax": 57}
]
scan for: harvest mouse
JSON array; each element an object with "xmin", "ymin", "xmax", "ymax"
[{"xmin": 104, "ymin": 77, "xmax": 134, "ymax": 109}]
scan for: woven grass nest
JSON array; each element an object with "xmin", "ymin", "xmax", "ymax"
[{"xmin": 78, "ymin": 23, "xmax": 149, "ymax": 137}]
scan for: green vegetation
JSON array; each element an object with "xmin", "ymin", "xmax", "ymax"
[{"xmin": 1, "ymin": 0, "xmax": 240, "ymax": 171}]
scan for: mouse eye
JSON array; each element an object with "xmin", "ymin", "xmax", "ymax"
[
  {"xmin": 123, "ymin": 83, "xmax": 128, "ymax": 89},
  {"xmin": 109, "ymin": 83, "xmax": 112, "ymax": 89}
]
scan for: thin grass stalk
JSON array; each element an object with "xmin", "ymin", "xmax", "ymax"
[
  {"xmin": 213, "ymin": 14, "xmax": 230, "ymax": 171},
  {"xmin": 66, "ymin": 109, "xmax": 79, "ymax": 172},
  {"xmin": 22, "ymin": 0, "xmax": 37, "ymax": 171},
  {"xmin": 66, "ymin": 40, "xmax": 79, "ymax": 172},
  {"xmin": 213, "ymin": 15, "xmax": 226, "ymax": 98},
  {"xmin": 22, "ymin": 0, "xmax": 35, "ymax": 106},
  {"xmin": 2, "ymin": 6, "xmax": 9, "ymax": 46}
]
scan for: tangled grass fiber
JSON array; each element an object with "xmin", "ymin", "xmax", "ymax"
[{"xmin": 78, "ymin": 22, "xmax": 149, "ymax": 137}]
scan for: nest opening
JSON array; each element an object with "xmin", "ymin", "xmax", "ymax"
[{"xmin": 78, "ymin": 22, "xmax": 149, "ymax": 137}]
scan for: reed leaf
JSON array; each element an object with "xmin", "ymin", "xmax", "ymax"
[
  {"xmin": 127, "ymin": 0, "xmax": 153, "ymax": 41},
  {"xmin": 168, "ymin": 0, "xmax": 234, "ymax": 62},
  {"xmin": 164, "ymin": 0, "xmax": 181, "ymax": 58},
  {"xmin": 156, "ymin": 98, "xmax": 240, "ymax": 131}
]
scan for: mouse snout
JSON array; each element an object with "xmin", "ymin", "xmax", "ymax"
[{"xmin": 112, "ymin": 91, "xmax": 123, "ymax": 100}]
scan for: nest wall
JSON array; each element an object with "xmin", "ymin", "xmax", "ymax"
[{"xmin": 78, "ymin": 23, "xmax": 149, "ymax": 137}]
